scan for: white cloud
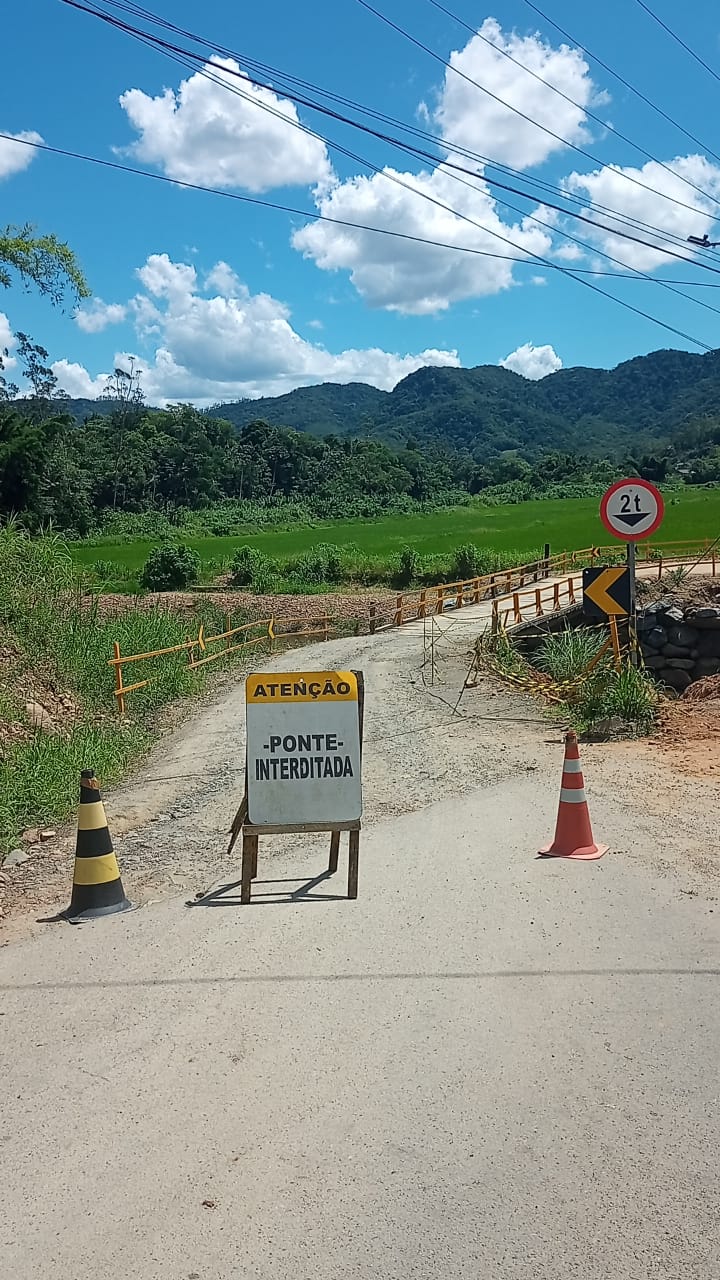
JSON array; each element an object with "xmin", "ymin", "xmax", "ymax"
[
  {"xmin": 564, "ymin": 155, "xmax": 720, "ymax": 270},
  {"xmin": 0, "ymin": 312, "xmax": 16, "ymax": 365},
  {"xmin": 75, "ymin": 299, "xmax": 127, "ymax": 334},
  {"xmin": 119, "ymin": 58, "xmax": 332, "ymax": 193},
  {"xmin": 52, "ymin": 253, "xmax": 460, "ymax": 405},
  {"xmin": 500, "ymin": 342, "xmax": 562, "ymax": 379},
  {"xmin": 293, "ymin": 160, "xmax": 552, "ymax": 315},
  {"xmin": 435, "ymin": 19, "xmax": 597, "ymax": 170},
  {"xmin": 205, "ymin": 261, "xmax": 241, "ymax": 294},
  {"xmin": 51, "ymin": 360, "xmax": 108, "ymax": 399},
  {"xmin": 0, "ymin": 130, "xmax": 43, "ymax": 180},
  {"xmin": 290, "ymin": 17, "xmax": 601, "ymax": 315}
]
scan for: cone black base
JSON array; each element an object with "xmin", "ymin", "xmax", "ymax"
[{"xmin": 63, "ymin": 883, "xmax": 132, "ymax": 923}]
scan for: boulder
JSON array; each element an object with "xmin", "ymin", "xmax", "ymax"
[
  {"xmin": 668, "ymin": 625, "xmax": 699, "ymax": 647},
  {"xmin": 644, "ymin": 627, "xmax": 667, "ymax": 650},
  {"xmin": 661, "ymin": 668, "xmax": 692, "ymax": 691},
  {"xmin": 2, "ymin": 849, "xmax": 29, "ymax": 868},
  {"xmin": 643, "ymin": 654, "xmax": 666, "ymax": 670},
  {"xmin": 664, "ymin": 606, "xmax": 685, "ymax": 625},
  {"xmin": 694, "ymin": 658, "xmax": 720, "ymax": 677},
  {"xmin": 665, "ymin": 658, "xmax": 696, "ymax": 670},
  {"xmin": 661, "ymin": 643, "xmax": 690, "ymax": 658},
  {"xmin": 687, "ymin": 607, "xmax": 720, "ymax": 629},
  {"xmin": 636, "ymin": 613, "xmax": 657, "ymax": 632},
  {"xmin": 696, "ymin": 631, "xmax": 720, "ymax": 657},
  {"xmin": 24, "ymin": 701, "xmax": 55, "ymax": 734}
]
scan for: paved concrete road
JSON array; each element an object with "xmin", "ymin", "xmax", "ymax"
[{"xmin": 1, "ymin": 622, "xmax": 719, "ymax": 1278}]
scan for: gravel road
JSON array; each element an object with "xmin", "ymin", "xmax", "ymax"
[{"xmin": 1, "ymin": 599, "xmax": 719, "ymax": 1277}]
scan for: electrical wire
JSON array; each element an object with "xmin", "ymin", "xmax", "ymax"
[
  {"xmin": 424, "ymin": 0, "xmax": 720, "ymax": 212},
  {"xmin": 352, "ymin": 0, "xmax": 720, "ymax": 221},
  {"xmin": 58, "ymin": 0, "xmax": 720, "ymax": 325},
  {"xmin": 517, "ymin": 0, "xmax": 720, "ymax": 168},
  {"xmin": 68, "ymin": 0, "xmax": 720, "ymax": 265},
  {"xmin": 5, "ymin": 128, "xmax": 720, "ymax": 350},
  {"xmin": 631, "ymin": 0, "xmax": 720, "ymax": 87}
]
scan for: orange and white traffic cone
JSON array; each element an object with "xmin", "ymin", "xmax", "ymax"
[{"xmin": 539, "ymin": 731, "xmax": 608, "ymax": 861}]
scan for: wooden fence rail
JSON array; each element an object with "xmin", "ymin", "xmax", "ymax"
[
  {"xmin": 109, "ymin": 614, "xmax": 334, "ymax": 714},
  {"xmin": 109, "ymin": 539, "xmax": 718, "ymax": 710}
]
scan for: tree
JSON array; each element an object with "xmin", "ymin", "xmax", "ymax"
[
  {"xmin": 0, "ymin": 223, "xmax": 89, "ymax": 306},
  {"xmin": 14, "ymin": 332, "xmax": 68, "ymax": 421},
  {"xmin": 101, "ymin": 360, "xmax": 145, "ymax": 509}
]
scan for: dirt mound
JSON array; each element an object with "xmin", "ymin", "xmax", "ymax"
[
  {"xmin": 682, "ymin": 674, "xmax": 720, "ymax": 702},
  {"xmin": 637, "ymin": 575, "xmax": 720, "ymax": 609},
  {"xmin": 0, "ymin": 635, "xmax": 81, "ymax": 754},
  {"xmin": 88, "ymin": 588, "xmax": 392, "ymax": 625}
]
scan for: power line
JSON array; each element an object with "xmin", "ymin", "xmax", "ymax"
[
  {"xmin": 424, "ymin": 0, "xmax": 720, "ymax": 212},
  {"xmin": 49, "ymin": 10, "xmax": 720, "ymax": 344},
  {"xmin": 65, "ymin": 0, "xmax": 720, "ymax": 318},
  {"xmin": 517, "ymin": 0, "xmax": 720, "ymax": 167},
  {"xmin": 352, "ymin": 0, "xmax": 720, "ymax": 221},
  {"xmin": 56, "ymin": 3, "xmax": 720, "ymax": 341},
  {"xmin": 59, "ymin": 0, "xmax": 720, "ymax": 293},
  {"xmin": 74, "ymin": 0, "xmax": 720, "ymax": 264},
  {"xmin": 4, "ymin": 130, "xmax": 718, "ymax": 353},
  {"xmin": 8, "ymin": 138, "xmax": 712, "ymax": 360},
  {"xmin": 631, "ymin": 0, "xmax": 720, "ymax": 87}
]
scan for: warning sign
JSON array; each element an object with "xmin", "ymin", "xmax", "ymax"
[{"xmin": 245, "ymin": 671, "xmax": 363, "ymax": 827}]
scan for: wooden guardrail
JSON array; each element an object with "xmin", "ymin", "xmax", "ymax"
[
  {"xmin": 375, "ymin": 539, "xmax": 718, "ymax": 632},
  {"xmin": 109, "ymin": 539, "xmax": 718, "ymax": 710},
  {"xmin": 109, "ymin": 614, "xmax": 334, "ymax": 714},
  {"xmin": 491, "ymin": 576, "xmax": 580, "ymax": 634}
]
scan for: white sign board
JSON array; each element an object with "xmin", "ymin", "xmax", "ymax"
[{"xmin": 245, "ymin": 670, "xmax": 363, "ymax": 827}]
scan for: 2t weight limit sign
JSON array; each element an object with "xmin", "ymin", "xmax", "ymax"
[{"xmin": 600, "ymin": 478, "xmax": 665, "ymax": 542}]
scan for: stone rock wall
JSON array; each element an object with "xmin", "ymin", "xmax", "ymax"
[{"xmin": 638, "ymin": 600, "xmax": 720, "ymax": 691}]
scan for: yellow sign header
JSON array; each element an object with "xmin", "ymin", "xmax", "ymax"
[{"xmin": 246, "ymin": 671, "xmax": 358, "ymax": 704}]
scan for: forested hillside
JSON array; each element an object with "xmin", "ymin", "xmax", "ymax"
[
  {"xmin": 4, "ymin": 342, "xmax": 720, "ymax": 538},
  {"xmin": 198, "ymin": 347, "xmax": 720, "ymax": 457}
]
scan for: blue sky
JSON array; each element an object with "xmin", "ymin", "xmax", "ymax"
[{"xmin": 2, "ymin": 0, "xmax": 720, "ymax": 403}]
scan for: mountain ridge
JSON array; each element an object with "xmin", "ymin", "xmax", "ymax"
[{"xmin": 57, "ymin": 345, "xmax": 720, "ymax": 460}]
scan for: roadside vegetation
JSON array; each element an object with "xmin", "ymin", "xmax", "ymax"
[
  {"xmin": 0, "ymin": 526, "xmax": 252, "ymax": 854},
  {"xmin": 481, "ymin": 626, "xmax": 659, "ymax": 736}
]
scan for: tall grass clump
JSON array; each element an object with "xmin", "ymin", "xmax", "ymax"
[
  {"xmin": 535, "ymin": 629, "xmax": 608, "ymax": 683},
  {"xmin": 571, "ymin": 665, "xmax": 658, "ymax": 734},
  {"xmin": 0, "ymin": 721, "xmax": 148, "ymax": 855}
]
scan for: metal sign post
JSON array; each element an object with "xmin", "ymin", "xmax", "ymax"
[
  {"xmin": 599, "ymin": 478, "xmax": 666, "ymax": 666},
  {"xmin": 627, "ymin": 541, "xmax": 638, "ymax": 665}
]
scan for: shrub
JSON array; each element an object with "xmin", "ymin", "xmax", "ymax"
[
  {"xmin": 452, "ymin": 542, "xmax": 483, "ymax": 580},
  {"xmin": 572, "ymin": 665, "xmax": 658, "ymax": 734},
  {"xmin": 229, "ymin": 545, "xmax": 275, "ymax": 588},
  {"xmin": 393, "ymin": 545, "xmax": 421, "ymax": 589},
  {"xmin": 140, "ymin": 544, "xmax": 200, "ymax": 592},
  {"xmin": 286, "ymin": 543, "xmax": 347, "ymax": 586}
]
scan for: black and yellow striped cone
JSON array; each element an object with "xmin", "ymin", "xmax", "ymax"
[{"xmin": 64, "ymin": 770, "xmax": 131, "ymax": 922}]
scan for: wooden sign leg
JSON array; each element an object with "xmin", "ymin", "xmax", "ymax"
[
  {"xmin": 328, "ymin": 830, "xmax": 340, "ymax": 875},
  {"xmin": 348, "ymin": 829, "xmax": 360, "ymax": 900},
  {"xmin": 241, "ymin": 831, "xmax": 258, "ymax": 905}
]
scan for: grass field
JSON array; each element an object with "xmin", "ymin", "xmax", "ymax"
[{"xmin": 70, "ymin": 490, "xmax": 720, "ymax": 579}]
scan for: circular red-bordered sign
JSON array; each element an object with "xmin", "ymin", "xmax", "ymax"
[{"xmin": 600, "ymin": 478, "xmax": 665, "ymax": 542}]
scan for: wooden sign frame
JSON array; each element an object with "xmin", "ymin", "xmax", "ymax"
[{"xmin": 228, "ymin": 671, "xmax": 365, "ymax": 904}]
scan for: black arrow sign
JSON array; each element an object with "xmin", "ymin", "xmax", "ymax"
[{"xmin": 616, "ymin": 511, "xmax": 648, "ymax": 527}]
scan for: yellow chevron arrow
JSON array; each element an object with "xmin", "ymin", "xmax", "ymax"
[{"xmin": 584, "ymin": 567, "xmax": 629, "ymax": 615}]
